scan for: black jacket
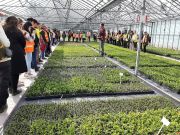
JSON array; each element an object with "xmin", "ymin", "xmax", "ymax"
[{"xmin": 4, "ymin": 26, "xmax": 27, "ymax": 74}]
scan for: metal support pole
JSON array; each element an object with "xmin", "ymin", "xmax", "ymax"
[{"xmin": 135, "ymin": 0, "xmax": 146, "ymax": 75}]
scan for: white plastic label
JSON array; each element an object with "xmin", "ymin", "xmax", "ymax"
[
  {"xmin": 161, "ymin": 117, "xmax": 170, "ymax": 126},
  {"xmin": 119, "ymin": 73, "xmax": 124, "ymax": 76}
]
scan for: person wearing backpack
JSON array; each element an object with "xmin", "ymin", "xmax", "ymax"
[{"xmin": 0, "ymin": 23, "xmax": 11, "ymax": 113}]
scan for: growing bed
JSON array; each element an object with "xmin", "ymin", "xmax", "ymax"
[
  {"xmin": 26, "ymin": 43, "xmax": 155, "ymax": 99},
  {"xmin": 26, "ymin": 67, "xmax": 153, "ymax": 99},
  {"xmin": 147, "ymin": 46, "xmax": 180, "ymax": 60},
  {"xmin": 88, "ymin": 42, "xmax": 180, "ymax": 93},
  {"xmin": 4, "ymin": 96, "xmax": 179, "ymax": 135}
]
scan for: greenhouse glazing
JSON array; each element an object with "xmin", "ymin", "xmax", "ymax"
[{"xmin": 0, "ymin": 0, "xmax": 180, "ymax": 49}]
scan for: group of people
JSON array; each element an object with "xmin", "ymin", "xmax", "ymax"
[
  {"xmin": 0, "ymin": 16, "xmax": 60, "ymax": 113},
  {"xmin": 61, "ymin": 31, "xmax": 91, "ymax": 43},
  {"xmin": 105, "ymin": 30, "xmax": 151, "ymax": 52},
  {"xmin": 98, "ymin": 23, "xmax": 151, "ymax": 57}
]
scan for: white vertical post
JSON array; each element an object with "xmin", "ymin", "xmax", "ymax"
[{"xmin": 135, "ymin": 0, "xmax": 146, "ymax": 75}]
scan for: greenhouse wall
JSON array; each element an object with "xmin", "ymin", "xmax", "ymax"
[{"xmin": 112, "ymin": 19, "xmax": 180, "ymax": 50}]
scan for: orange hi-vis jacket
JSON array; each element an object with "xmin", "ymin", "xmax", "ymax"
[
  {"xmin": 25, "ymin": 40, "xmax": 35, "ymax": 53},
  {"xmin": 45, "ymin": 31, "xmax": 49, "ymax": 42}
]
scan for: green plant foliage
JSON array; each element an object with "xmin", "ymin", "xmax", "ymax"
[
  {"xmin": 4, "ymin": 97, "xmax": 177, "ymax": 135},
  {"xmin": 53, "ymin": 44, "xmax": 99, "ymax": 57},
  {"xmin": 26, "ymin": 68, "xmax": 153, "ymax": 98},
  {"xmin": 88, "ymin": 42, "xmax": 180, "ymax": 93},
  {"xmin": 46, "ymin": 57, "xmax": 116, "ymax": 68},
  {"xmin": 147, "ymin": 46, "xmax": 180, "ymax": 59},
  {"xmin": 28, "ymin": 108, "xmax": 180, "ymax": 135}
]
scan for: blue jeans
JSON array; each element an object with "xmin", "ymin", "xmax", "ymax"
[
  {"xmin": 32, "ymin": 47, "xmax": 37, "ymax": 69},
  {"xmin": 41, "ymin": 51, "xmax": 45, "ymax": 59},
  {"xmin": 25, "ymin": 53, "xmax": 32, "ymax": 73}
]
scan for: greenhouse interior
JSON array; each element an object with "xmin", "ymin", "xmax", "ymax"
[{"xmin": 0, "ymin": 0, "xmax": 180, "ymax": 134}]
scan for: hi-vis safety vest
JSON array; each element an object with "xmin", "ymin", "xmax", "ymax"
[
  {"xmin": 132, "ymin": 34, "xmax": 138, "ymax": 42},
  {"xmin": 35, "ymin": 28, "xmax": 41, "ymax": 39},
  {"xmin": 116, "ymin": 34, "xmax": 120, "ymax": 41},
  {"xmin": 82, "ymin": 34, "xmax": 86, "ymax": 38},
  {"xmin": 123, "ymin": 34, "xmax": 128, "ymax": 41},
  {"xmin": 45, "ymin": 31, "xmax": 49, "ymax": 42},
  {"xmin": 25, "ymin": 40, "xmax": 34, "ymax": 53}
]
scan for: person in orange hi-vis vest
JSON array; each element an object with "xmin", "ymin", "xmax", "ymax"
[
  {"xmin": 23, "ymin": 22, "xmax": 35, "ymax": 76},
  {"xmin": 87, "ymin": 31, "xmax": 91, "ymax": 42}
]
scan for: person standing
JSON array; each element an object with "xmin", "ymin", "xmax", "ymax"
[
  {"xmin": 0, "ymin": 23, "xmax": 11, "ymax": 113},
  {"xmin": 82, "ymin": 32, "xmax": 86, "ymax": 43},
  {"xmin": 123, "ymin": 30, "xmax": 129, "ymax": 48},
  {"xmin": 68, "ymin": 30, "xmax": 71, "ymax": 42},
  {"xmin": 23, "ymin": 22, "xmax": 35, "ymax": 76},
  {"xmin": 40, "ymin": 25, "xmax": 48, "ymax": 60},
  {"xmin": 142, "ymin": 32, "xmax": 150, "ymax": 52},
  {"xmin": 79, "ymin": 32, "xmax": 82, "ymax": 43},
  {"xmin": 129, "ymin": 31, "xmax": 134, "ymax": 50},
  {"xmin": 93, "ymin": 32, "xmax": 97, "ymax": 42},
  {"xmin": 31, "ymin": 20, "xmax": 40, "ymax": 72},
  {"xmin": 62, "ymin": 31, "xmax": 66, "ymax": 42},
  {"xmin": 87, "ymin": 31, "xmax": 91, "ymax": 42},
  {"xmin": 132, "ymin": 31, "xmax": 138, "ymax": 50},
  {"xmin": 98, "ymin": 23, "xmax": 106, "ymax": 56},
  {"xmin": 4, "ymin": 16, "xmax": 27, "ymax": 96}
]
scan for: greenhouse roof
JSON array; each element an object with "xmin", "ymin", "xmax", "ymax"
[{"xmin": 0, "ymin": 0, "xmax": 180, "ymax": 30}]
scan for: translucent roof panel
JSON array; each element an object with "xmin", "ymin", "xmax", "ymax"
[{"xmin": 1, "ymin": 0, "xmax": 180, "ymax": 30}]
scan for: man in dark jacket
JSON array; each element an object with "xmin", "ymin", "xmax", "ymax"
[{"xmin": 98, "ymin": 23, "xmax": 106, "ymax": 56}]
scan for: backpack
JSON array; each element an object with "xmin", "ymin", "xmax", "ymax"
[{"xmin": 0, "ymin": 42, "xmax": 6, "ymax": 60}]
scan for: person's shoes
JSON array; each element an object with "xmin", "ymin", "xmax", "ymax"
[
  {"xmin": 18, "ymin": 82, "xmax": 24, "ymax": 87},
  {"xmin": 0, "ymin": 104, "xmax": 8, "ymax": 113},
  {"xmin": 12, "ymin": 90, "xmax": 22, "ymax": 96},
  {"xmin": 101, "ymin": 53, "xmax": 104, "ymax": 57},
  {"xmin": 39, "ymin": 59, "xmax": 43, "ymax": 63},
  {"xmin": 35, "ymin": 67, "xmax": 40, "ymax": 72}
]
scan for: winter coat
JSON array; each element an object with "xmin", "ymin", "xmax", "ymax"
[{"xmin": 4, "ymin": 26, "xmax": 27, "ymax": 74}]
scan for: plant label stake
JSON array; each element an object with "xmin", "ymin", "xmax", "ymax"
[
  {"xmin": 95, "ymin": 57, "xmax": 97, "ymax": 61},
  {"xmin": 119, "ymin": 73, "xmax": 124, "ymax": 84},
  {"xmin": 157, "ymin": 117, "xmax": 170, "ymax": 135}
]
